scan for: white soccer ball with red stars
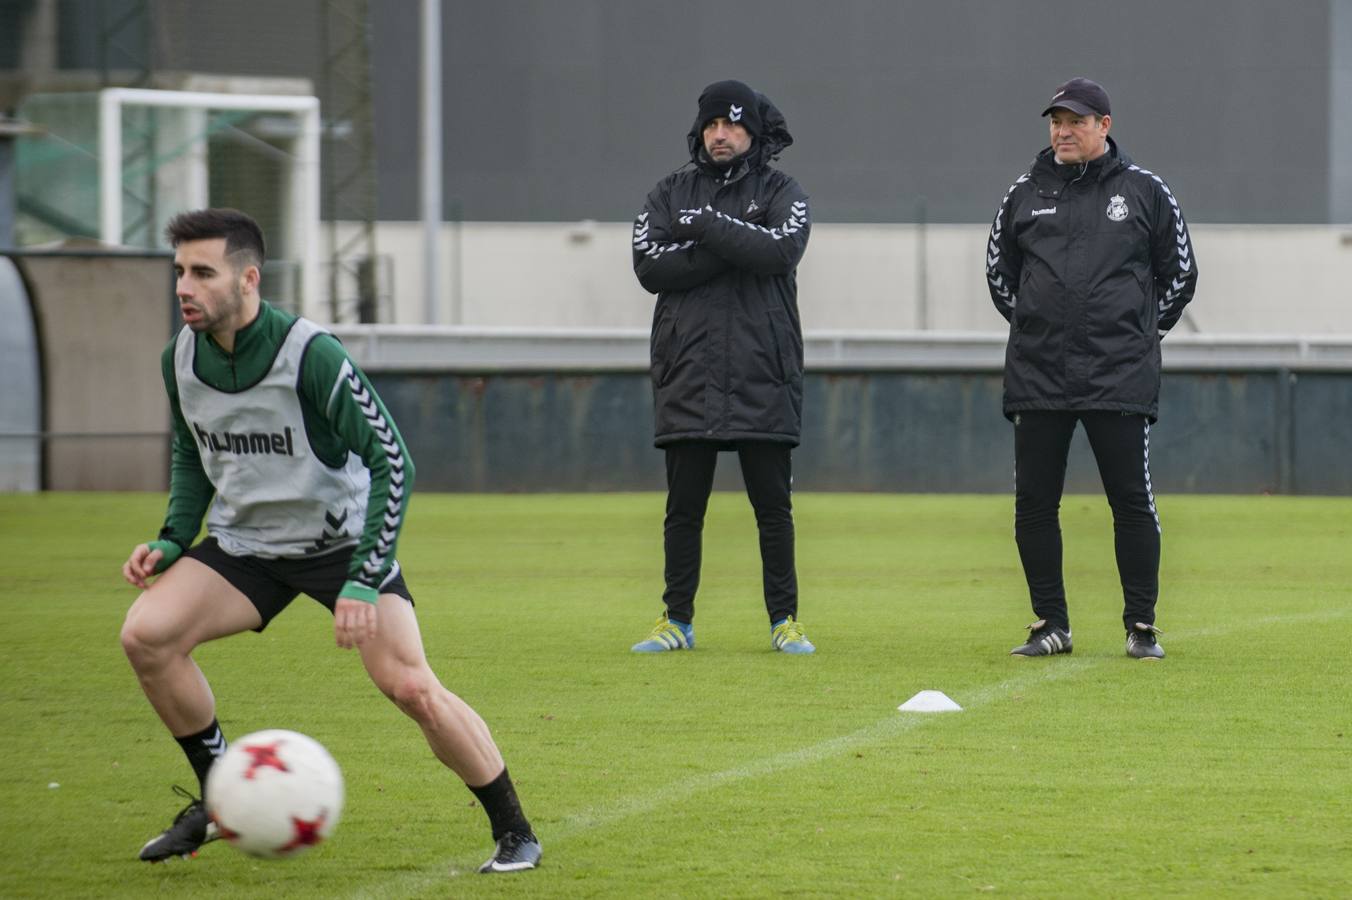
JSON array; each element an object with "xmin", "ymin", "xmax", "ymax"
[{"xmin": 205, "ymin": 729, "xmax": 344, "ymax": 859}]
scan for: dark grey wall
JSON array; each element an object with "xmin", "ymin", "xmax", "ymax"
[
  {"xmin": 41, "ymin": 0, "xmax": 326, "ymax": 77},
  {"xmin": 370, "ymin": 369, "xmax": 1352, "ymax": 495},
  {"xmin": 14, "ymin": 0, "xmax": 1346, "ymax": 223},
  {"xmin": 370, "ymin": 0, "xmax": 1339, "ymax": 224}
]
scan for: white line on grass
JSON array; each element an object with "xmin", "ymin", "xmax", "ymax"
[
  {"xmin": 554, "ymin": 659, "xmax": 1095, "ymax": 833},
  {"xmin": 345, "ymin": 608, "xmax": 1350, "ymax": 895},
  {"xmin": 345, "ymin": 663, "xmax": 1091, "ymax": 894}
]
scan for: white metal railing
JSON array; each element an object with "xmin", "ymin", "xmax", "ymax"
[{"xmin": 326, "ymin": 326, "xmax": 1352, "ymax": 373}]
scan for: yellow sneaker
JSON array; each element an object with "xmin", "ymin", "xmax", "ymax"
[
  {"xmin": 771, "ymin": 616, "xmax": 816, "ymax": 654},
  {"xmin": 631, "ymin": 614, "xmax": 694, "ymax": 652}
]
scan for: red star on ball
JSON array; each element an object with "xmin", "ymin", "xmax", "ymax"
[
  {"xmin": 279, "ymin": 811, "xmax": 328, "ymax": 853},
  {"xmin": 240, "ymin": 741, "xmax": 289, "ymax": 780}
]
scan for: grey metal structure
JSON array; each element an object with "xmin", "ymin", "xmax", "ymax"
[
  {"xmin": 319, "ymin": 0, "xmax": 381, "ymax": 322},
  {"xmin": 94, "ymin": 0, "xmax": 157, "ymax": 247},
  {"xmin": 0, "ymin": 117, "xmax": 40, "ymax": 248}
]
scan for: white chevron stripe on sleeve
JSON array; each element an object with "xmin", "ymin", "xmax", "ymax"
[
  {"xmin": 986, "ymin": 173, "xmax": 1028, "ymax": 313},
  {"xmin": 632, "ymin": 211, "xmax": 653, "ymax": 250},
  {"xmin": 1129, "ymin": 165, "xmax": 1196, "ymax": 318},
  {"xmin": 642, "ymin": 239, "xmax": 697, "ymax": 259},
  {"xmin": 703, "ymin": 198, "xmax": 809, "ymax": 241},
  {"xmin": 343, "ymin": 370, "xmax": 406, "ymax": 584}
]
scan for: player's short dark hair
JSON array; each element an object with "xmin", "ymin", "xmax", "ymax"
[{"xmin": 164, "ymin": 208, "xmax": 266, "ymax": 271}]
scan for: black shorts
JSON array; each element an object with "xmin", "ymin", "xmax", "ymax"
[{"xmin": 185, "ymin": 536, "xmax": 414, "ymax": 631}]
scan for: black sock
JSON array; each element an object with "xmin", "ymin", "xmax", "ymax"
[
  {"xmin": 174, "ymin": 719, "xmax": 227, "ymax": 796},
  {"xmin": 467, "ymin": 767, "xmax": 532, "ymax": 841}
]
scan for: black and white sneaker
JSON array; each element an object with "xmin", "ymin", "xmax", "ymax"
[
  {"xmin": 1126, "ymin": 622, "xmax": 1165, "ymax": 660},
  {"xmin": 1010, "ymin": 619, "xmax": 1073, "ymax": 657},
  {"xmin": 477, "ymin": 830, "xmax": 542, "ymax": 874},
  {"xmin": 138, "ymin": 786, "xmax": 218, "ymax": 862}
]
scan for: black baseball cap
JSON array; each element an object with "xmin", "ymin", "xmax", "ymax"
[{"xmin": 1041, "ymin": 77, "xmax": 1111, "ymax": 117}]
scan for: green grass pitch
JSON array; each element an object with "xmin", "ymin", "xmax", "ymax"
[{"xmin": 2, "ymin": 491, "xmax": 1350, "ymax": 898}]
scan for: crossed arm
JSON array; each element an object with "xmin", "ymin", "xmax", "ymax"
[{"xmin": 632, "ymin": 177, "xmax": 811, "ymax": 295}]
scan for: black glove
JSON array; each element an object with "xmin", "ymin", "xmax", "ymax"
[{"xmin": 671, "ymin": 205, "xmax": 713, "ymax": 241}]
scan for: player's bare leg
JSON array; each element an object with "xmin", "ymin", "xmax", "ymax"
[
  {"xmin": 359, "ymin": 594, "xmax": 540, "ymax": 872},
  {"xmin": 120, "ymin": 558, "xmax": 262, "ymax": 861},
  {"xmin": 121, "ymin": 558, "xmax": 262, "ymax": 735},
  {"xmin": 358, "ymin": 594, "xmax": 503, "ymax": 783}
]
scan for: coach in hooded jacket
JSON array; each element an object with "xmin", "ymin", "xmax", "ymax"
[
  {"xmin": 986, "ymin": 77, "xmax": 1198, "ymax": 661},
  {"xmin": 628, "ymin": 79, "xmax": 815, "ymax": 655}
]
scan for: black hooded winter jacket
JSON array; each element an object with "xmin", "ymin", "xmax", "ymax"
[
  {"xmin": 632, "ymin": 93, "xmax": 810, "ymax": 447},
  {"xmin": 986, "ymin": 137, "xmax": 1197, "ymax": 422}
]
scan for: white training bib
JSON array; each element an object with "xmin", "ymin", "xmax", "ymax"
[{"xmin": 173, "ymin": 318, "xmax": 369, "ymax": 558}]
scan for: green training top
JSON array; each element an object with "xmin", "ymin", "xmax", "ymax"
[{"xmin": 157, "ymin": 300, "xmax": 414, "ymax": 596}]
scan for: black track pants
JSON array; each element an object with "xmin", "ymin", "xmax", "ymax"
[
  {"xmin": 661, "ymin": 440, "xmax": 797, "ymax": 625},
  {"xmin": 1012, "ymin": 410, "xmax": 1161, "ymax": 633}
]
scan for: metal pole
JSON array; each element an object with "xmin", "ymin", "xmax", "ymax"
[
  {"xmin": 299, "ymin": 101, "xmax": 323, "ymax": 321},
  {"xmin": 420, "ymin": 0, "xmax": 442, "ymax": 324},
  {"xmin": 915, "ymin": 195, "xmax": 928, "ymax": 330},
  {"xmin": 450, "ymin": 196, "xmax": 462, "ymax": 325},
  {"xmin": 0, "ymin": 134, "xmax": 15, "ymax": 249},
  {"xmin": 99, "ymin": 89, "xmax": 123, "ymax": 245}
]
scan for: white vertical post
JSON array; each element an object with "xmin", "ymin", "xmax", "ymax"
[
  {"xmin": 421, "ymin": 0, "xmax": 442, "ymax": 324},
  {"xmin": 185, "ymin": 107, "xmax": 209, "ymax": 211},
  {"xmin": 98, "ymin": 89, "xmax": 122, "ymax": 246},
  {"xmin": 296, "ymin": 99, "xmax": 322, "ymax": 320},
  {"xmin": 151, "ymin": 106, "xmax": 208, "ymax": 246}
]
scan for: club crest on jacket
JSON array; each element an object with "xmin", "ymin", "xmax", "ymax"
[{"xmin": 1106, "ymin": 194, "xmax": 1129, "ymax": 222}]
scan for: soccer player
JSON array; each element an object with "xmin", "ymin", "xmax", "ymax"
[
  {"xmin": 986, "ymin": 78, "xmax": 1198, "ymax": 660},
  {"xmin": 120, "ymin": 208, "xmax": 541, "ymax": 872},
  {"xmin": 629, "ymin": 79, "xmax": 815, "ymax": 654}
]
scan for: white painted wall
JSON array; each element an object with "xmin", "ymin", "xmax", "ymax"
[{"xmin": 323, "ymin": 221, "xmax": 1352, "ymax": 334}]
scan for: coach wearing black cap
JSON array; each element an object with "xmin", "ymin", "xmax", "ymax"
[
  {"xmin": 986, "ymin": 77, "xmax": 1199, "ymax": 660},
  {"xmin": 629, "ymin": 79, "xmax": 814, "ymax": 655}
]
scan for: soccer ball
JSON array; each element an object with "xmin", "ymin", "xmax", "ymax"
[{"xmin": 205, "ymin": 729, "xmax": 344, "ymax": 859}]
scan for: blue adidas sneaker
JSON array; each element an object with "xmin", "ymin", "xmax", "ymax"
[
  {"xmin": 631, "ymin": 614, "xmax": 694, "ymax": 652},
  {"xmin": 771, "ymin": 617, "xmax": 816, "ymax": 654}
]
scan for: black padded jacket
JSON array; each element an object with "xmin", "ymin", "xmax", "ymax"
[
  {"xmin": 986, "ymin": 137, "xmax": 1198, "ymax": 422},
  {"xmin": 632, "ymin": 92, "xmax": 810, "ymax": 446}
]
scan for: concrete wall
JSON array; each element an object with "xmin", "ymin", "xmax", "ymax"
[
  {"xmin": 6, "ymin": 254, "xmax": 1352, "ymax": 495},
  {"xmin": 327, "ymin": 221, "xmax": 1352, "ymax": 333},
  {"xmin": 7, "ymin": 251, "xmax": 174, "ymax": 490}
]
